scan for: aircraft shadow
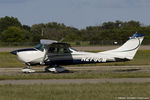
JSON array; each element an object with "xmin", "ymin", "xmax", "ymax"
[
  {"xmin": 33, "ymin": 70, "xmax": 75, "ymax": 74},
  {"xmin": 114, "ymin": 68, "xmax": 141, "ymax": 72}
]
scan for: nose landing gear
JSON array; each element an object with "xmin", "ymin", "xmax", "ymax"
[{"xmin": 22, "ymin": 67, "xmax": 35, "ymax": 73}]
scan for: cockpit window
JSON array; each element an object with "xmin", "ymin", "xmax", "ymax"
[
  {"xmin": 34, "ymin": 44, "xmax": 44, "ymax": 51},
  {"xmin": 48, "ymin": 47, "xmax": 71, "ymax": 54}
]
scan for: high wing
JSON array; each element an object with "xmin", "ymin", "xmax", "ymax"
[{"xmin": 40, "ymin": 39, "xmax": 57, "ymax": 45}]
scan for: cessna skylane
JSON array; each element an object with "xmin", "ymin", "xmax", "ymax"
[{"xmin": 11, "ymin": 33, "xmax": 145, "ymax": 73}]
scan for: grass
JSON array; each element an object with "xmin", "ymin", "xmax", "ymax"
[
  {"xmin": 0, "ymin": 50, "xmax": 150, "ymax": 68},
  {"xmin": 0, "ymin": 83, "xmax": 150, "ymax": 100},
  {"xmin": 1, "ymin": 70, "xmax": 150, "ymax": 80},
  {"xmin": 0, "ymin": 52, "xmax": 25, "ymax": 68}
]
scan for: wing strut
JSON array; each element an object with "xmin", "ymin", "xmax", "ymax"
[{"xmin": 40, "ymin": 46, "xmax": 49, "ymax": 65}]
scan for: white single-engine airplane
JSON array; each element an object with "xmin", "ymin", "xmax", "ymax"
[{"xmin": 11, "ymin": 33, "xmax": 145, "ymax": 73}]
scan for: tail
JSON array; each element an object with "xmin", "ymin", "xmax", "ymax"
[{"xmin": 102, "ymin": 33, "xmax": 145, "ymax": 60}]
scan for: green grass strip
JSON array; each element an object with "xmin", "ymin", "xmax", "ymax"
[{"xmin": 0, "ymin": 83, "xmax": 150, "ymax": 100}]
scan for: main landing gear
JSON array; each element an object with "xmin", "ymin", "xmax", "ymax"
[{"xmin": 45, "ymin": 64, "xmax": 68, "ymax": 73}]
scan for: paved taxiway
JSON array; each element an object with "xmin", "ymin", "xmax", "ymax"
[
  {"xmin": 0, "ymin": 65, "xmax": 150, "ymax": 74},
  {"xmin": 1, "ymin": 78, "xmax": 150, "ymax": 85}
]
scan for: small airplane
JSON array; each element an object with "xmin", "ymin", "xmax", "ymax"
[{"xmin": 11, "ymin": 33, "xmax": 145, "ymax": 73}]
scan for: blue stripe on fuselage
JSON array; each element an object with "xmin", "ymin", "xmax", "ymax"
[{"xmin": 10, "ymin": 48, "xmax": 37, "ymax": 55}]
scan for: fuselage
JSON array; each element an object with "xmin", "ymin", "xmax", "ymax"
[{"xmin": 11, "ymin": 47, "xmax": 128, "ymax": 66}]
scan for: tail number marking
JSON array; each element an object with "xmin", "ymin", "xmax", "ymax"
[{"xmin": 81, "ymin": 57, "xmax": 106, "ymax": 62}]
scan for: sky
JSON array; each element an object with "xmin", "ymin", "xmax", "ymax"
[{"xmin": 0, "ymin": 0, "xmax": 150, "ymax": 29}]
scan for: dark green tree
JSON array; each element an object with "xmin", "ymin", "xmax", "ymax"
[
  {"xmin": 31, "ymin": 22, "xmax": 79, "ymax": 42},
  {"xmin": 1, "ymin": 26, "xmax": 30, "ymax": 42},
  {"xmin": 0, "ymin": 16, "xmax": 22, "ymax": 33},
  {"xmin": 22, "ymin": 25, "xmax": 31, "ymax": 32}
]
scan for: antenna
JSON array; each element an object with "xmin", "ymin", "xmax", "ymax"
[
  {"xmin": 59, "ymin": 38, "xmax": 65, "ymax": 42},
  {"xmin": 41, "ymin": 28, "xmax": 44, "ymax": 36}
]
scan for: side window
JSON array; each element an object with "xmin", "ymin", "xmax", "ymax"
[
  {"xmin": 58, "ymin": 48, "xmax": 71, "ymax": 54},
  {"xmin": 48, "ymin": 47, "xmax": 71, "ymax": 54},
  {"xmin": 48, "ymin": 47, "xmax": 57, "ymax": 53},
  {"xmin": 64, "ymin": 48, "xmax": 70, "ymax": 53},
  {"xmin": 59, "ymin": 48, "xmax": 64, "ymax": 54}
]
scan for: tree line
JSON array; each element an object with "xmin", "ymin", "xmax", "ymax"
[{"xmin": 0, "ymin": 16, "xmax": 150, "ymax": 44}]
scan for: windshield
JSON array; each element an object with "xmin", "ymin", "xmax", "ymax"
[
  {"xmin": 34, "ymin": 44, "xmax": 44, "ymax": 51},
  {"xmin": 70, "ymin": 47, "xmax": 78, "ymax": 52}
]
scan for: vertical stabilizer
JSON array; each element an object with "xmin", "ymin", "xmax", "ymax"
[{"xmin": 102, "ymin": 33, "xmax": 145, "ymax": 60}]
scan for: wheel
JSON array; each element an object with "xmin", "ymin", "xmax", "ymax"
[
  {"xmin": 44, "ymin": 65, "xmax": 67, "ymax": 73},
  {"xmin": 22, "ymin": 67, "xmax": 35, "ymax": 73},
  {"xmin": 45, "ymin": 66, "xmax": 50, "ymax": 72},
  {"xmin": 44, "ymin": 65, "xmax": 55, "ymax": 72}
]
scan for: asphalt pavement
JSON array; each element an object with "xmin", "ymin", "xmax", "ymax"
[{"xmin": 1, "ymin": 78, "xmax": 150, "ymax": 85}]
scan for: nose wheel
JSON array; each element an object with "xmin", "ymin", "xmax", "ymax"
[
  {"xmin": 22, "ymin": 67, "xmax": 35, "ymax": 73},
  {"xmin": 45, "ymin": 65, "xmax": 68, "ymax": 73}
]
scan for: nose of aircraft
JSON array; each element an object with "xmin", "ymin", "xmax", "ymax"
[
  {"xmin": 10, "ymin": 50, "xmax": 18, "ymax": 55},
  {"xmin": 10, "ymin": 48, "xmax": 36, "ymax": 55}
]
